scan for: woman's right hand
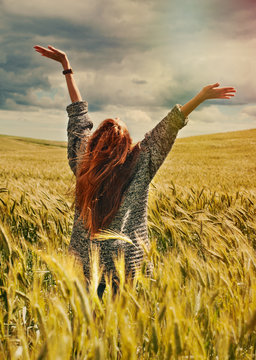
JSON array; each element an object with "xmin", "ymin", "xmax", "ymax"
[
  {"xmin": 34, "ymin": 45, "xmax": 81, "ymax": 102},
  {"xmin": 34, "ymin": 45, "xmax": 68, "ymax": 66}
]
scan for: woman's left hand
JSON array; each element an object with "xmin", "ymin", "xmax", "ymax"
[
  {"xmin": 199, "ymin": 83, "xmax": 236, "ymax": 101},
  {"xmin": 180, "ymin": 83, "xmax": 237, "ymax": 118}
]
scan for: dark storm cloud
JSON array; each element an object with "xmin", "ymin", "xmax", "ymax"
[
  {"xmin": 0, "ymin": 3, "xmax": 159, "ymax": 111},
  {"xmin": 0, "ymin": 67, "xmax": 50, "ymax": 109}
]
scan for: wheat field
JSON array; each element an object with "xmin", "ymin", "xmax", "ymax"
[{"xmin": 0, "ymin": 129, "xmax": 256, "ymax": 359}]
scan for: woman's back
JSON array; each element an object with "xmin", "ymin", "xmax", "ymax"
[
  {"xmin": 67, "ymin": 101, "xmax": 188, "ymax": 284},
  {"xmin": 69, "ymin": 152, "xmax": 151, "ymax": 283}
]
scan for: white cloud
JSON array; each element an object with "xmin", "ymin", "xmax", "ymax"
[
  {"xmin": 0, "ymin": 108, "xmax": 67, "ymax": 140},
  {"xmin": 179, "ymin": 105, "xmax": 256, "ymax": 138},
  {"xmin": 242, "ymin": 105, "xmax": 256, "ymax": 118}
]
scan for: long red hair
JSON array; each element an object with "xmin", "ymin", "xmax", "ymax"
[{"xmin": 75, "ymin": 118, "xmax": 141, "ymax": 239}]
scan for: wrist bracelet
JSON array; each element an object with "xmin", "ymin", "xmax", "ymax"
[{"xmin": 63, "ymin": 68, "xmax": 73, "ymax": 75}]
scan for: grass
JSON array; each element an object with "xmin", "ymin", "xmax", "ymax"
[{"xmin": 0, "ymin": 129, "xmax": 256, "ymax": 359}]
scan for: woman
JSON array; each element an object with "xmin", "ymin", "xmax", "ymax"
[{"xmin": 34, "ymin": 45, "xmax": 236, "ymax": 298}]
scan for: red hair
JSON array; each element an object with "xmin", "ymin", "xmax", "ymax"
[{"xmin": 75, "ymin": 118, "xmax": 141, "ymax": 239}]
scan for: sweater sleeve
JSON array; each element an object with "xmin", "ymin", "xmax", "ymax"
[
  {"xmin": 140, "ymin": 104, "xmax": 189, "ymax": 183},
  {"xmin": 66, "ymin": 101, "xmax": 93, "ymax": 175}
]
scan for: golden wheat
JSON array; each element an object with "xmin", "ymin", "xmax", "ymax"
[{"xmin": 0, "ymin": 131, "xmax": 256, "ymax": 359}]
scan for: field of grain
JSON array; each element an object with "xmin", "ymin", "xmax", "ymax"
[{"xmin": 0, "ymin": 129, "xmax": 256, "ymax": 359}]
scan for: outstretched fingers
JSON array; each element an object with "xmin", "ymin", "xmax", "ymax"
[
  {"xmin": 34, "ymin": 46, "xmax": 53, "ymax": 57},
  {"xmin": 220, "ymin": 87, "xmax": 236, "ymax": 91},
  {"xmin": 34, "ymin": 45, "xmax": 50, "ymax": 53},
  {"xmin": 203, "ymin": 84, "xmax": 237, "ymax": 100},
  {"xmin": 33, "ymin": 44, "xmax": 66, "ymax": 63},
  {"xmin": 219, "ymin": 96, "xmax": 233, "ymax": 99},
  {"xmin": 216, "ymin": 87, "xmax": 236, "ymax": 99},
  {"xmin": 48, "ymin": 45, "xmax": 57, "ymax": 52}
]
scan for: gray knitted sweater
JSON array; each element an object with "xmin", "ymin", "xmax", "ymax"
[{"xmin": 66, "ymin": 101, "xmax": 188, "ymax": 283}]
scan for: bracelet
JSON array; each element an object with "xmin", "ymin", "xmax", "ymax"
[{"xmin": 62, "ymin": 68, "xmax": 73, "ymax": 75}]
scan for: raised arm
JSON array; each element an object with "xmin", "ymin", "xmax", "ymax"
[
  {"xmin": 140, "ymin": 83, "xmax": 236, "ymax": 184},
  {"xmin": 180, "ymin": 82, "xmax": 236, "ymax": 117},
  {"xmin": 34, "ymin": 45, "xmax": 82, "ymax": 103},
  {"xmin": 34, "ymin": 45, "xmax": 93, "ymax": 175}
]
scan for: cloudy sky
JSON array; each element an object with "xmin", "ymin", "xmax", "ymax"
[{"xmin": 0, "ymin": 0, "xmax": 256, "ymax": 142}]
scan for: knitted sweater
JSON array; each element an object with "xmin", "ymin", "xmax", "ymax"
[{"xmin": 66, "ymin": 101, "xmax": 188, "ymax": 283}]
